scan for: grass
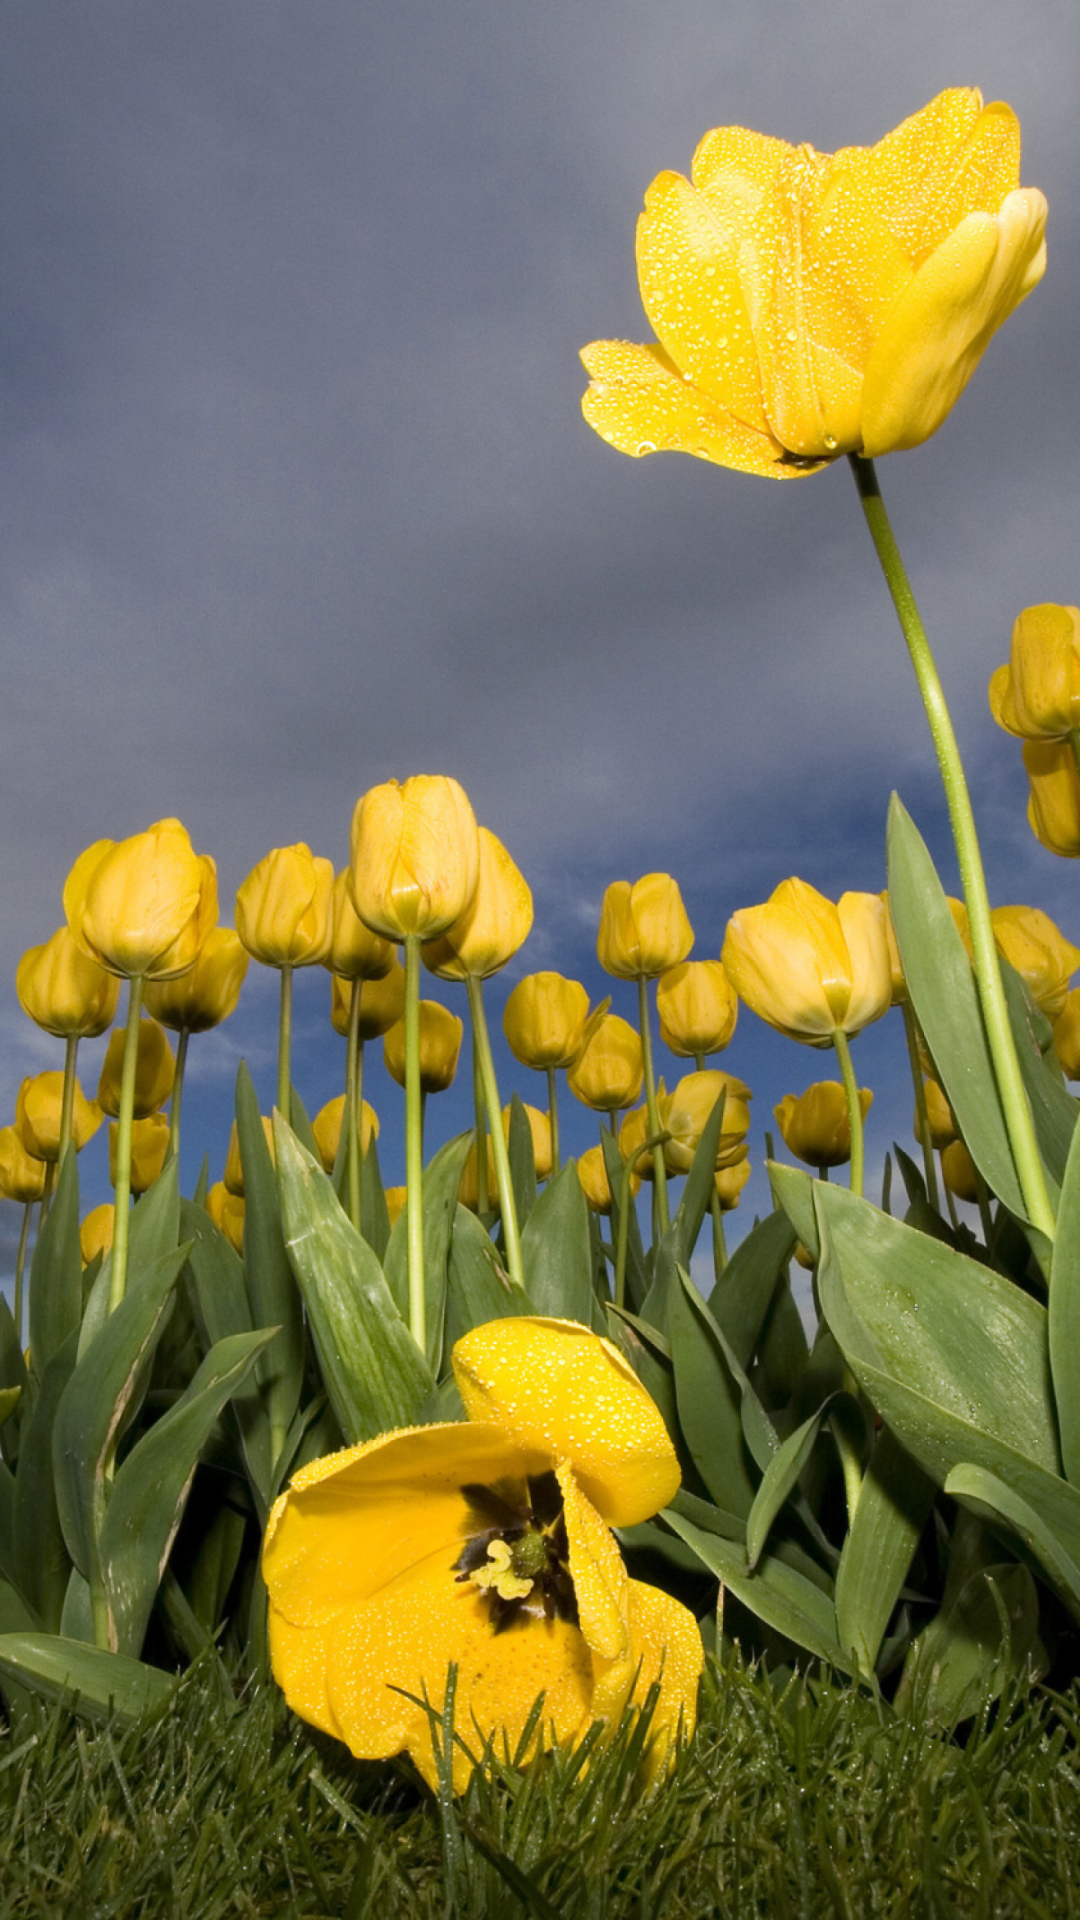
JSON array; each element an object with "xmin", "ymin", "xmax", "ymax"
[{"xmin": 1, "ymin": 1650, "xmax": 1078, "ymax": 1918}]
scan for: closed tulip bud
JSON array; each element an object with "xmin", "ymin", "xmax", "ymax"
[
  {"xmin": 656, "ymin": 959, "xmax": 737, "ymax": 1056},
  {"xmin": 97, "ymin": 1016, "xmax": 176, "ymax": 1119},
  {"xmin": 597, "ymin": 874, "xmax": 694, "ymax": 981},
  {"xmin": 715, "ymin": 1159, "xmax": 752, "ymax": 1212},
  {"xmin": 922, "ymin": 1078, "xmax": 957, "ymax": 1150},
  {"xmin": 989, "ymin": 604, "xmax": 1080, "ymax": 741},
  {"xmin": 0, "ymin": 1126, "xmax": 48, "ymax": 1203},
  {"xmin": 942, "ymin": 1139, "xmax": 980, "ymax": 1204},
  {"xmin": 576, "ymin": 1142, "xmax": 641, "ymax": 1214},
  {"xmin": 324, "ymin": 869, "xmax": 396, "ymax": 981},
  {"xmin": 385, "ymin": 1185, "xmax": 407, "ymax": 1227},
  {"xmin": 775, "ymin": 1081, "xmax": 873, "ymax": 1170},
  {"xmin": 80, "ymin": 1202, "xmax": 115, "ymax": 1266},
  {"xmin": 330, "ymin": 960, "xmax": 406, "ymax": 1040},
  {"xmin": 207, "ymin": 1181, "xmax": 246, "ymax": 1254},
  {"xmin": 223, "ymin": 1114, "xmax": 276, "ymax": 1197},
  {"xmin": 661, "ymin": 1070, "xmax": 752, "ymax": 1174},
  {"xmin": 64, "ymin": 818, "xmax": 217, "ymax": 980},
  {"xmin": 503, "ymin": 973, "xmax": 592, "ymax": 1071},
  {"xmin": 311, "ymin": 1093, "xmax": 379, "ymax": 1173},
  {"xmin": 16, "ymin": 1072, "xmax": 101, "ymax": 1162},
  {"xmin": 991, "ymin": 904, "xmax": 1080, "ymax": 1020},
  {"xmin": 236, "ymin": 844, "xmax": 335, "ymax": 968},
  {"xmin": 1023, "ymin": 738, "xmax": 1080, "ymax": 857},
  {"xmin": 421, "ymin": 827, "xmax": 533, "ymax": 980},
  {"xmin": 881, "ymin": 890, "xmax": 973, "ymax": 1002},
  {"xmin": 502, "ymin": 1102, "xmax": 553, "ymax": 1181},
  {"xmin": 350, "ymin": 775, "xmax": 480, "ymax": 942},
  {"xmin": 458, "ymin": 1136, "xmax": 497, "ymax": 1212},
  {"xmin": 143, "ymin": 927, "xmax": 248, "ymax": 1032},
  {"xmin": 109, "ymin": 1112, "xmax": 170, "ymax": 1194},
  {"xmin": 1053, "ymin": 988, "xmax": 1080, "ymax": 1080},
  {"xmin": 16, "ymin": 927, "xmax": 120, "ymax": 1038},
  {"xmin": 618, "ymin": 1104, "xmax": 656, "ymax": 1179},
  {"xmin": 383, "ymin": 1001, "xmax": 463, "ymax": 1093},
  {"xmin": 722, "ymin": 879, "xmax": 891, "ymax": 1045},
  {"xmin": 566, "ymin": 1012, "xmax": 644, "ymax": 1112}
]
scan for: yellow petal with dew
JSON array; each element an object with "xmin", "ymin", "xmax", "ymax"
[
  {"xmin": 590, "ymin": 1578, "xmax": 704, "ymax": 1779},
  {"xmin": 635, "ymin": 170, "xmax": 768, "ymax": 425},
  {"xmin": 841, "ymin": 91, "xmax": 1020, "ymax": 263},
  {"xmin": 558, "ymin": 1462, "xmax": 629, "ymax": 1663},
  {"xmin": 267, "ymin": 1600, "xmax": 347, "ymax": 1743},
  {"xmin": 835, "ymin": 892, "xmax": 892, "ymax": 1035},
  {"xmin": 580, "ymin": 339, "xmax": 816, "ymax": 478}
]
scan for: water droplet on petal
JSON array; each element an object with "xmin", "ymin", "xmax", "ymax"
[{"xmin": 636, "ymin": 440, "xmax": 657, "ymax": 456}]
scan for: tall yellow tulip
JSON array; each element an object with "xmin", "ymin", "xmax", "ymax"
[
  {"xmin": 97, "ymin": 1016, "xmax": 175, "ymax": 1119},
  {"xmin": 144, "ymin": 927, "xmax": 249, "ymax": 1032},
  {"xmin": 16, "ymin": 927, "xmax": 120, "ymax": 1038},
  {"xmin": 722, "ymin": 880, "xmax": 891, "ymax": 1045},
  {"xmin": 350, "ymin": 776, "xmax": 480, "ymax": 943},
  {"xmin": 597, "ymin": 875, "xmax": 693, "ymax": 981},
  {"xmin": 421, "ymin": 828, "xmax": 532, "ymax": 980},
  {"xmin": 64, "ymin": 819, "xmax": 217, "ymax": 980},
  {"xmin": 655, "ymin": 959, "xmax": 737, "ymax": 1057},
  {"xmin": 503, "ymin": 972, "xmax": 591, "ymax": 1070},
  {"xmin": 235, "ymin": 845, "xmax": 335, "ymax": 968}
]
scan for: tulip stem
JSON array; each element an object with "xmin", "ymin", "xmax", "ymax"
[
  {"xmin": 709, "ymin": 1188, "xmax": 728, "ymax": 1282},
  {"xmin": 109, "ymin": 974, "xmax": 145, "ymax": 1314},
  {"xmin": 277, "ymin": 967, "xmax": 293, "ymax": 1122},
  {"xmin": 59, "ymin": 1034, "xmax": 79, "ymax": 1166},
  {"xmin": 831, "ymin": 1027, "xmax": 863, "ymax": 1199},
  {"xmin": 403, "ymin": 936, "xmax": 426, "ymax": 1351},
  {"xmin": 547, "ymin": 1067, "xmax": 561, "ymax": 1176},
  {"xmin": 637, "ymin": 976, "xmax": 670, "ymax": 1233},
  {"xmin": 902, "ymin": 1004, "xmax": 941, "ymax": 1213},
  {"xmin": 616, "ymin": 1133, "xmax": 668, "ymax": 1308},
  {"xmin": 472, "ymin": 1037, "xmax": 490, "ymax": 1215},
  {"xmin": 345, "ymin": 981, "xmax": 363, "ymax": 1232},
  {"xmin": 466, "ymin": 975, "xmax": 525, "ymax": 1288},
  {"xmin": 850, "ymin": 454, "xmax": 1056, "ymax": 1246},
  {"xmin": 168, "ymin": 1027, "xmax": 190, "ymax": 1162},
  {"xmin": 13, "ymin": 1201, "xmax": 32, "ymax": 1346}
]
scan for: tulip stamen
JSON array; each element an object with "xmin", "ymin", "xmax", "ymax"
[{"xmin": 454, "ymin": 1471, "xmax": 578, "ymax": 1631}]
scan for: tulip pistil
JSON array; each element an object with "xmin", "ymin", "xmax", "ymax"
[{"xmin": 455, "ymin": 1471, "xmax": 577, "ymax": 1629}]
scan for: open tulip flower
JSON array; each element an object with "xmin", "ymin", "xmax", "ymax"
[
  {"xmin": 263, "ymin": 1317, "xmax": 702, "ymax": 1792},
  {"xmin": 64, "ymin": 819, "xmax": 218, "ymax": 981},
  {"xmin": 581, "ymin": 88, "xmax": 1046, "ymax": 476},
  {"xmin": 722, "ymin": 879, "xmax": 891, "ymax": 1045}
]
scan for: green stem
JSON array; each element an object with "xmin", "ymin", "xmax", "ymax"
[
  {"xmin": 403, "ymin": 936, "xmax": 426, "ymax": 1351},
  {"xmin": 831, "ymin": 1027, "xmax": 863, "ymax": 1198},
  {"xmin": 466, "ymin": 975, "xmax": 525, "ymax": 1288},
  {"xmin": 58, "ymin": 1034, "xmax": 78, "ymax": 1165},
  {"xmin": 168, "ymin": 1027, "xmax": 190, "ymax": 1162},
  {"xmin": 547, "ymin": 1066, "xmax": 561, "ymax": 1176},
  {"xmin": 472, "ymin": 1031, "xmax": 490, "ymax": 1215},
  {"xmin": 850, "ymin": 454, "xmax": 1055, "ymax": 1244},
  {"xmin": 637, "ymin": 975, "xmax": 670, "ymax": 1233},
  {"xmin": 709, "ymin": 1187, "xmax": 728, "ymax": 1283},
  {"xmin": 345, "ymin": 980, "xmax": 363, "ymax": 1232},
  {"xmin": 615, "ymin": 1132, "xmax": 668, "ymax": 1309},
  {"xmin": 108, "ymin": 974, "xmax": 145, "ymax": 1314},
  {"xmin": 901, "ymin": 1003, "xmax": 941, "ymax": 1214},
  {"xmin": 277, "ymin": 966, "xmax": 293, "ymax": 1120},
  {"xmin": 13, "ymin": 1202, "xmax": 32, "ymax": 1346}
]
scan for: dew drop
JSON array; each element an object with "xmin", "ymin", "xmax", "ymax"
[
  {"xmin": 823, "ymin": 434, "xmax": 837, "ymax": 451},
  {"xmin": 636, "ymin": 440, "xmax": 657, "ymax": 456},
  {"xmin": 786, "ymin": 327, "xmax": 799, "ymax": 343}
]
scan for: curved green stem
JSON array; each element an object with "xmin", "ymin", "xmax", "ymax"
[
  {"xmin": 472, "ymin": 1031, "xmax": 490, "ymax": 1215},
  {"xmin": 13, "ymin": 1202, "xmax": 32, "ymax": 1346},
  {"xmin": 831, "ymin": 1027, "xmax": 863, "ymax": 1199},
  {"xmin": 168, "ymin": 1027, "xmax": 190, "ymax": 1162},
  {"xmin": 345, "ymin": 980, "xmax": 363, "ymax": 1232},
  {"xmin": 466, "ymin": 975, "xmax": 525, "ymax": 1288},
  {"xmin": 59, "ymin": 1034, "xmax": 78, "ymax": 1166},
  {"xmin": 277, "ymin": 966, "xmax": 293, "ymax": 1121},
  {"xmin": 547, "ymin": 1066, "xmax": 561, "ymax": 1176},
  {"xmin": 403, "ymin": 936, "xmax": 426, "ymax": 1350},
  {"xmin": 850, "ymin": 454, "xmax": 1055, "ymax": 1244},
  {"xmin": 901, "ymin": 1003, "xmax": 941, "ymax": 1214},
  {"xmin": 637, "ymin": 975, "xmax": 670, "ymax": 1233},
  {"xmin": 109, "ymin": 974, "xmax": 145, "ymax": 1314}
]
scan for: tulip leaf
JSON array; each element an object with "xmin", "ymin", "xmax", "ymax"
[
  {"xmin": 52, "ymin": 1246, "xmax": 188, "ymax": 1581},
  {"xmin": 236, "ymin": 1062, "xmax": 305, "ymax": 1452},
  {"xmin": 885, "ymin": 796, "xmax": 1029, "ymax": 1227},
  {"xmin": 708, "ymin": 1206, "xmax": 798, "ymax": 1369},
  {"xmin": 667, "ymin": 1266, "xmax": 758, "ymax": 1517},
  {"xmin": 99, "ymin": 1328, "xmax": 275, "ymax": 1655},
  {"xmin": 521, "ymin": 1162, "xmax": 594, "ymax": 1324},
  {"xmin": 663, "ymin": 1508, "xmax": 852, "ymax": 1672},
  {"xmin": 14, "ymin": 1330, "xmax": 77, "ymax": 1632},
  {"xmin": 274, "ymin": 1117, "xmax": 435, "ymax": 1442},
  {"xmin": 0, "ymin": 1579, "xmax": 39, "ymax": 1716},
  {"xmin": 506, "ymin": 1094, "xmax": 538, "ymax": 1228},
  {"xmin": 27, "ymin": 1148, "xmax": 82, "ymax": 1376},
  {"xmin": 180, "ymin": 1199, "xmax": 274, "ymax": 1512},
  {"xmin": 671, "ymin": 1085, "xmax": 728, "ymax": 1268},
  {"xmin": 745, "ymin": 1400, "xmax": 835, "ymax": 1573},
  {"xmin": 383, "ymin": 1132, "xmax": 473, "ymax": 1373},
  {"xmin": 999, "ymin": 959, "xmax": 1077, "ymax": 1187},
  {"xmin": 445, "ymin": 1202, "xmax": 534, "ymax": 1351},
  {"xmin": 0, "ymin": 1460, "xmax": 15, "ymax": 1586},
  {"xmin": 604, "ymin": 1308, "xmax": 681, "ymax": 1458},
  {"xmin": 1049, "ymin": 1100, "xmax": 1080, "ymax": 1488},
  {"xmin": 755, "ymin": 1272, "xmax": 810, "ymax": 1406},
  {"xmin": 767, "ymin": 1162, "xmax": 818, "ymax": 1264},
  {"xmin": 834, "ymin": 1426, "xmax": 936, "ymax": 1676},
  {"xmin": 360, "ymin": 1134, "xmax": 392, "ymax": 1262},
  {"xmin": 0, "ymin": 1632, "xmax": 177, "ymax": 1722},
  {"xmin": 943, "ymin": 1461, "xmax": 1080, "ymax": 1623},
  {"xmin": 897, "ymin": 1559, "xmax": 1042, "ymax": 1728},
  {"xmin": 599, "ymin": 1127, "xmax": 649, "ymax": 1311}
]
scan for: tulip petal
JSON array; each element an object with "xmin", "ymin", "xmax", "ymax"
[
  {"xmin": 590, "ymin": 1578, "xmax": 704, "ymax": 1778},
  {"xmin": 267, "ymin": 1599, "xmax": 347, "ymax": 1742},
  {"xmin": 723, "ymin": 879, "xmax": 851, "ymax": 1040},
  {"xmin": 835, "ymin": 893, "xmax": 893, "ymax": 1036},
  {"xmin": 580, "ymin": 339, "xmax": 816, "ymax": 478},
  {"xmin": 841, "ymin": 91, "xmax": 1021, "ymax": 262},
  {"xmin": 860, "ymin": 190, "xmax": 1047, "ymax": 456},
  {"xmin": 558, "ymin": 1463, "xmax": 629, "ymax": 1662},
  {"xmin": 452, "ymin": 1318, "xmax": 680, "ymax": 1528}
]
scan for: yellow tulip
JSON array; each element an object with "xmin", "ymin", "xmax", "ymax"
[
  {"xmin": 921, "ymin": 1078, "xmax": 958, "ymax": 1151},
  {"xmin": 383, "ymin": 1001, "xmax": 463, "ymax": 1094},
  {"xmin": 576, "ymin": 1142, "xmax": 641, "ymax": 1214},
  {"xmin": 722, "ymin": 879, "xmax": 891, "ymax": 1044},
  {"xmin": 79, "ymin": 1202, "xmax": 115, "ymax": 1266},
  {"xmin": 223, "ymin": 1114, "xmax": 276, "ymax": 1197},
  {"xmin": 63, "ymin": 818, "xmax": 217, "ymax": 980},
  {"xmin": 581, "ymin": 89, "xmax": 1046, "ymax": 476},
  {"xmin": 617, "ymin": 1103, "xmax": 656, "ymax": 1178},
  {"xmin": 1053, "ymin": 989, "xmax": 1080, "ymax": 1080},
  {"xmin": 458, "ymin": 1135, "xmax": 498, "ymax": 1211},
  {"xmin": 597, "ymin": 875, "xmax": 693, "ymax": 981},
  {"xmin": 715, "ymin": 1159, "xmax": 751, "ymax": 1212},
  {"xmin": 655, "ymin": 959, "xmax": 737, "ymax": 1056},
  {"xmin": 942, "ymin": 1139, "xmax": 980, "ymax": 1204},
  {"xmin": 881, "ymin": 888, "xmax": 976, "ymax": 1003},
  {"xmin": 330, "ymin": 961, "xmax": 407, "ymax": 1040},
  {"xmin": 0, "ymin": 1126, "xmax": 48, "ymax": 1203},
  {"xmin": 235, "ymin": 845, "xmax": 335, "ymax": 968},
  {"xmin": 324, "ymin": 870, "xmax": 396, "ymax": 981},
  {"xmin": 458, "ymin": 1103, "xmax": 552, "ymax": 1212},
  {"xmin": 16, "ymin": 927, "xmax": 120, "ymax": 1038},
  {"xmin": 774, "ymin": 1081, "xmax": 873, "ymax": 1170},
  {"xmin": 566, "ymin": 1013, "xmax": 644, "ymax": 1112},
  {"xmin": 1023, "ymin": 738, "xmax": 1080, "ymax": 857},
  {"xmin": 311, "ymin": 1094, "xmax": 380, "ymax": 1173},
  {"xmin": 991, "ymin": 904, "xmax": 1080, "ymax": 1020},
  {"xmin": 109, "ymin": 1112, "xmax": 170, "ymax": 1194},
  {"xmin": 989, "ymin": 604, "xmax": 1080, "ymax": 740},
  {"xmin": 384, "ymin": 1185, "xmax": 407, "ymax": 1228},
  {"xmin": 421, "ymin": 827, "xmax": 533, "ymax": 980},
  {"xmin": 16, "ymin": 1072, "xmax": 101, "ymax": 1162},
  {"xmin": 350, "ymin": 776, "xmax": 480, "ymax": 942},
  {"xmin": 661, "ymin": 1070, "xmax": 752, "ymax": 1174},
  {"xmin": 503, "ymin": 972, "xmax": 592, "ymax": 1070},
  {"xmin": 143, "ymin": 927, "xmax": 248, "ymax": 1032},
  {"xmin": 97, "ymin": 1016, "xmax": 175, "ymax": 1118},
  {"xmin": 207, "ymin": 1180, "xmax": 246, "ymax": 1254}
]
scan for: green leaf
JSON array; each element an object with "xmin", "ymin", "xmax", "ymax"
[
  {"xmin": 180, "ymin": 1198, "xmax": 274, "ymax": 1511},
  {"xmin": 27, "ymin": 1149, "xmax": 82, "ymax": 1375},
  {"xmin": 445, "ymin": 1203, "xmax": 534, "ymax": 1351},
  {"xmin": 711, "ymin": 1205, "xmax": 798, "ymax": 1367},
  {"xmin": 746, "ymin": 1401, "xmax": 833, "ymax": 1573},
  {"xmin": 99, "ymin": 1328, "xmax": 275, "ymax": 1655},
  {"xmin": 505, "ymin": 1094, "xmax": 538, "ymax": 1228},
  {"xmin": 383, "ymin": 1132, "xmax": 473, "ymax": 1373},
  {"xmin": 360, "ymin": 1134, "xmax": 391, "ymax": 1263},
  {"xmin": 0, "ymin": 1632, "xmax": 177, "ymax": 1722},
  {"xmin": 667, "ymin": 1266, "xmax": 757, "ymax": 1517},
  {"xmin": 1050, "ymin": 1108, "xmax": 1080, "ymax": 1487},
  {"xmin": 670, "ymin": 1084, "xmax": 728, "ymax": 1269},
  {"xmin": 274, "ymin": 1117, "xmax": 435, "ymax": 1442},
  {"xmin": 897, "ymin": 1556, "xmax": 1043, "ymax": 1727},
  {"xmin": 834, "ymin": 1426, "xmax": 935, "ymax": 1676},
  {"xmin": 599, "ymin": 1127, "xmax": 649, "ymax": 1311},
  {"xmin": 944, "ymin": 1460, "xmax": 1080, "ymax": 1624},
  {"xmin": 14, "ymin": 1331, "xmax": 77, "ymax": 1631},
  {"xmin": 236, "ymin": 1062, "xmax": 305, "ymax": 1448},
  {"xmin": 768, "ymin": 1163, "xmax": 818, "ymax": 1264},
  {"xmin": 521, "ymin": 1163, "xmax": 594, "ymax": 1323},
  {"xmin": 663, "ymin": 1508, "xmax": 851, "ymax": 1671}
]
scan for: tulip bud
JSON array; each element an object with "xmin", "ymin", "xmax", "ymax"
[
  {"xmin": 0, "ymin": 1126, "xmax": 48, "ymax": 1203},
  {"xmin": 989, "ymin": 604, "xmax": 1080, "ymax": 740},
  {"xmin": 722, "ymin": 879, "xmax": 891, "ymax": 1045},
  {"xmin": 223, "ymin": 1114, "xmax": 276, "ymax": 1197},
  {"xmin": 383, "ymin": 1001, "xmax": 463, "ymax": 1093},
  {"xmin": 715, "ymin": 1159, "xmax": 751, "ymax": 1212},
  {"xmin": 575, "ymin": 1141, "xmax": 641, "ymax": 1214},
  {"xmin": 97, "ymin": 1016, "xmax": 176, "ymax": 1119},
  {"xmin": 656, "ymin": 959, "xmax": 737, "ymax": 1056},
  {"xmin": 597, "ymin": 874, "xmax": 694, "ymax": 981},
  {"xmin": 566, "ymin": 1012, "xmax": 644, "ymax": 1112},
  {"xmin": 1053, "ymin": 988, "xmax": 1080, "ymax": 1080},
  {"xmin": 384, "ymin": 1185, "xmax": 407, "ymax": 1228},
  {"xmin": 775, "ymin": 1081, "xmax": 873, "ymax": 1170},
  {"xmin": 991, "ymin": 904, "xmax": 1080, "ymax": 1020},
  {"xmin": 661, "ymin": 1070, "xmax": 752, "ymax": 1174},
  {"xmin": 921, "ymin": 1078, "xmax": 957, "ymax": 1151},
  {"xmin": 16, "ymin": 1072, "xmax": 101, "ymax": 1162},
  {"xmin": 207, "ymin": 1181, "xmax": 246, "ymax": 1254},
  {"xmin": 350, "ymin": 775, "xmax": 480, "ymax": 942},
  {"xmin": 109, "ymin": 1112, "xmax": 170, "ymax": 1194},
  {"xmin": 330, "ymin": 959, "xmax": 407, "ymax": 1041},
  {"xmin": 617, "ymin": 1104, "xmax": 656, "ymax": 1179},
  {"xmin": 63, "ymin": 818, "xmax": 217, "ymax": 980},
  {"xmin": 502, "ymin": 972, "xmax": 591, "ymax": 1070},
  {"xmin": 236, "ymin": 844, "xmax": 335, "ymax": 968},
  {"xmin": 311, "ymin": 1093, "xmax": 380, "ymax": 1173},
  {"xmin": 323, "ymin": 870, "xmax": 396, "ymax": 981},
  {"xmin": 942, "ymin": 1139, "xmax": 980, "ymax": 1204},
  {"xmin": 421, "ymin": 828, "xmax": 533, "ymax": 980},
  {"xmin": 504, "ymin": 1102, "xmax": 553, "ymax": 1182},
  {"xmin": 16, "ymin": 927, "xmax": 121, "ymax": 1038},
  {"xmin": 143, "ymin": 927, "xmax": 249, "ymax": 1032},
  {"xmin": 80, "ymin": 1202, "xmax": 115, "ymax": 1266},
  {"xmin": 1023, "ymin": 738, "xmax": 1080, "ymax": 857}
]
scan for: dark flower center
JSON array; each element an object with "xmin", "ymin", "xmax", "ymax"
[{"xmin": 453, "ymin": 1470, "xmax": 578, "ymax": 1631}]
